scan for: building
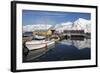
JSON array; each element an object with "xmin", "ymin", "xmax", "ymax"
[
  {"xmin": 64, "ymin": 30, "xmax": 84, "ymax": 34},
  {"xmin": 32, "ymin": 29, "xmax": 52, "ymax": 36}
]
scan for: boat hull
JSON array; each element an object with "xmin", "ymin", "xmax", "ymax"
[{"xmin": 26, "ymin": 40, "xmax": 55, "ymax": 50}]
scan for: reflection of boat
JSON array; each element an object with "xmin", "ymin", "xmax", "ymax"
[
  {"xmin": 26, "ymin": 40, "xmax": 55, "ymax": 50},
  {"xmin": 23, "ymin": 47, "xmax": 48, "ymax": 61}
]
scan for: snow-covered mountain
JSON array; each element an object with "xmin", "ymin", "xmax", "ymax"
[
  {"xmin": 54, "ymin": 22, "xmax": 73, "ymax": 33},
  {"xmin": 54, "ymin": 18, "xmax": 91, "ymax": 33},
  {"xmin": 23, "ymin": 24, "xmax": 52, "ymax": 32},
  {"xmin": 23, "ymin": 25, "xmax": 33, "ymax": 32},
  {"xmin": 73, "ymin": 18, "xmax": 91, "ymax": 33},
  {"xmin": 23, "ymin": 18, "xmax": 91, "ymax": 33}
]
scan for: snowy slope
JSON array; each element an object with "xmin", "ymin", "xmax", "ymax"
[
  {"xmin": 23, "ymin": 24, "xmax": 52, "ymax": 32},
  {"xmin": 54, "ymin": 22, "xmax": 73, "ymax": 33},
  {"xmin": 73, "ymin": 18, "xmax": 91, "ymax": 33},
  {"xmin": 23, "ymin": 18, "xmax": 91, "ymax": 33},
  {"xmin": 54, "ymin": 18, "xmax": 91, "ymax": 33}
]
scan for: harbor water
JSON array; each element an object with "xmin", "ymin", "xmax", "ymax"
[{"xmin": 23, "ymin": 38, "xmax": 91, "ymax": 62}]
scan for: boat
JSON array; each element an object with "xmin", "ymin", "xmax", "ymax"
[
  {"xmin": 25, "ymin": 40, "xmax": 55, "ymax": 50},
  {"xmin": 51, "ymin": 35, "xmax": 60, "ymax": 42},
  {"xmin": 23, "ymin": 40, "xmax": 55, "ymax": 61},
  {"xmin": 33, "ymin": 35, "xmax": 46, "ymax": 40}
]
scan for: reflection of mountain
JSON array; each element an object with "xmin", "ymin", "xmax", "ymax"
[
  {"xmin": 60, "ymin": 39, "xmax": 91, "ymax": 50},
  {"xmin": 72, "ymin": 39, "xmax": 91, "ymax": 49}
]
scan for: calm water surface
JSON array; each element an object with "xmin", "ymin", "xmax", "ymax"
[{"xmin": 23, "ymin": 39, "xmax": 91, "ymax": 62}]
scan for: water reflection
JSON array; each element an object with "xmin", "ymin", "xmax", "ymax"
[
  {"xmin": 61, "ymin": 39, "xmax": 91, "ymax": 50},
  {"xmin": 23, "ymin": 38, "xmax": 91, "ymax": 62}
]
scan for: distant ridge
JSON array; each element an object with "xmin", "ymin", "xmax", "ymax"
[{"xmin": 23, "ymin": 18, "xmax": 91, "ymax": 33}]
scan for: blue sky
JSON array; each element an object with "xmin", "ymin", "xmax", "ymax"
[{"xmin": 22, "ymin": 10, "xmax": 91, "ymax": 26}]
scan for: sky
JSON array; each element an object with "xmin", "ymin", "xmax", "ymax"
[{"xmin": 22, "ymin": 10, "xmax": 91, "ymax": 26}]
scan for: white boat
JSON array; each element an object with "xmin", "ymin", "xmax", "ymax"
[
  {"xmin": 25, "ymin": 40, "xmax": 55, "ymax": 50},
  {"xmin": 34, "ymin": 35, "xmax": 45, "ymax": 40}
]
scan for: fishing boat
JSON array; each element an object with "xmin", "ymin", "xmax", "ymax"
[
  {"xmin": 34, "ymin": 35, "xmax": 46, "ymax": 40},
  {"xmin": 51, "ymin": 35, "xmax": 60, "ymax": 42},
  {"xmin": 25, "ymin": 40, "xmax": 55, "ymax": 50}
]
